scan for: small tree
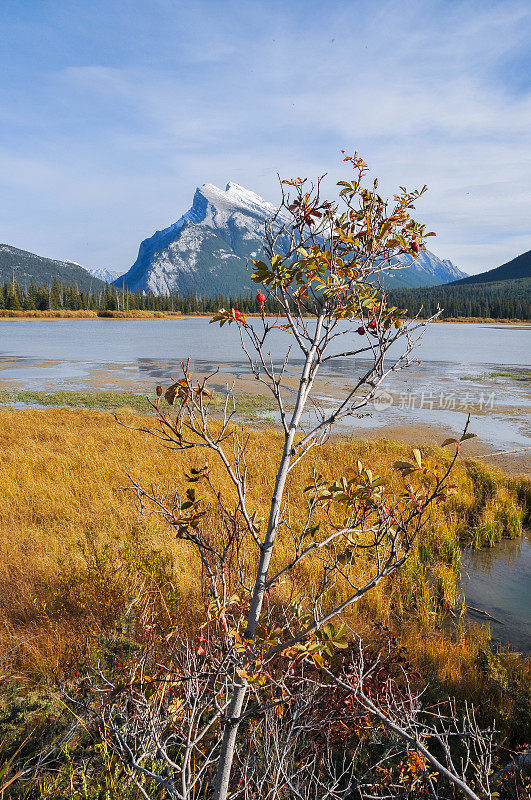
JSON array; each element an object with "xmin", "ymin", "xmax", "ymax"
[{"xmin": 95, "ymin": 154, "xmax": 492, "ymax": 800}]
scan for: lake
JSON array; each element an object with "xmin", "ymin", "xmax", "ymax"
[
  {"xmin": 0, "ymin": 318, "xmax": 529, "ymax": 367},
  {"xmin": 1, "ymin": 319, "xmax": 529, "ymax": 454}
]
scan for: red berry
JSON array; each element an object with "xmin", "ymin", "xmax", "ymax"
[
  {"xmin": 357, "ymin": 326, "xmax": 365, "ymax": 335},
  {"xmin": 369, "ymin": 319, "xmax": 377, "ymax": 330},
  {"xmin": 256, "ymin": 292, "xmax": 266, "ymax": 304},
  {"xmin": 234, "ymin": 310, "xmax": 242, "ymax": 321},
  {"xmin": 411, "ymin": 240, "xmax": 419, "ymax": 254}
]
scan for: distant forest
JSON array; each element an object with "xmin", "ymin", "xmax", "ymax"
[
  {"xmin": 387, "ymin": 278, "xmax": 530, "ymax": 320},
  {"xmin": 1, "ymin": 276, "xmax": 529, "ymax": 320},
  {"xmin": 0, "ymin": 278, "xmax": 279, "ymax": 315}
]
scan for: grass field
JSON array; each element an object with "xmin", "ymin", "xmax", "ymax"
[
  {"xmin": 0, "ymin": 407, "xmax": 527, "ymax": 665},
  {"xmin": 0, "ymin": 388, "xmax": 276, "ymax": 419},
  {"xmin": 0, "ymin": 406, "xmax": 529, "ymax": 794},
  {"xmin": 0, "ymin": 407, "xmax": 529, "ymax": 796},
  {"xmin": 0, "ymin": 308, "xmax": 528, "ymax": 322},
  {"xmin": 0, "ymin": 309, "xmax": 184, "ymax": 319}
]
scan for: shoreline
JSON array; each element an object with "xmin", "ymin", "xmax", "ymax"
[
  {"xmin": 344, "ymin": 421, "xmax": 530, "ymax": 476},
  {"xmin": 1, "ymin": 392, "xmax": 528, "ymax": 475},
  {"xmin": 0, "ymin": 309, "xmax": 528, "ymax": 324}
]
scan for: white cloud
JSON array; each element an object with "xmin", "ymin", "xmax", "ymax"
[{"xmin": 0, "ymin": 0, "xmax": 529, "ymax": 274}]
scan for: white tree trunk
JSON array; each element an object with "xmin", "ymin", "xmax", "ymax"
[{"xmin": 213, "ymin": 315, "xmax": 324, "ymax": 800}]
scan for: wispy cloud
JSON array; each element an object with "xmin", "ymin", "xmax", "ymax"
[{"xmin": 0, "ymin": 0, "xmax": 529, "ymax": 273}]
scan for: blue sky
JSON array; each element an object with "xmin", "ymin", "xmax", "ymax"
[{"xmin": 0, "ymin": 0, "xmax": 529, "ymax": 275}]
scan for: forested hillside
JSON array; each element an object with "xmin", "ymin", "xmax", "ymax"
[
  {"xmin": 450, "ymin": 249, "xmax": 530, "ymax": 285},
  {"xmin": 388, "ymin": 277, "xmax": 530, "ymax": 320},
  {"xmin": 0, "ymin": 278, "xmax": 277, "ymax": 315},
  {"xmin": 0, "ymin": 244, "xmax": 104, "ymax": 293}
]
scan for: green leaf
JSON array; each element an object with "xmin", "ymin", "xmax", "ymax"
[
  {"xmin": 333, "ymin": 639, "xmax": 349, "ymax": 649},
  {"xmin": 311, "ymin": 652, "xmax": 324, "ymax": 668},
  {"xmin": 394, "ymin": 460, "xmax": 414, "ymax": 470},
  {"xmin": 393, "ymin": 460, "xmax": 417, "ymax": 476},
  {"xmin": 441, "ymin": 438, "xmax": 458, "ymax": 447},
  {"xmin": 253, "ymin": 259, "xmax": 269, "ymax": 271},
  {"xmin": 323, "ymin": 623, "xmax": 335, "ymax": 638},
  {"xmin": 460, "ymin": 433, "xmax": 477, "ymax": 442},
  {"xmin": 336, "ymin": 623, "xmax": 347, "ymax": 637}
]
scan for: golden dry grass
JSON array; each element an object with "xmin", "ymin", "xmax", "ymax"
[
  {"xmin": 0, "ymin": 407, "xmax": 527, "ymax": 703},
  {"xmin": 0, "ymin": 309, "xmax": 184, "ymax": 319}
]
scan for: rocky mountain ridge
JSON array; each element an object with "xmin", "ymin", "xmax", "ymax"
[{"xmin": 116, "ymin": 182, "xmax": 467, "ymax": 296}]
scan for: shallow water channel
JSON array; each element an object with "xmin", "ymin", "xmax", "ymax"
[{"xmin": 461, "ymin": 531, "xmax": 531, "ymax": 653}]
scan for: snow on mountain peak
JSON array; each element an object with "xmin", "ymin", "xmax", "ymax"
[
  {"xmin": 196, "ymin": 182, "xmax": 278, "ymax": 220},
  {"xmin": 116, "ymin": 181, "xmax": 466, "ymax": 296},
  {"xmin": 84, "ymin": 266, "xmax": 122, "ymax": 283}
]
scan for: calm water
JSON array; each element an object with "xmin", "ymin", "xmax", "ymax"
[
  {"xmin": 461, "ymin": 532, "xmax": 531, "ymax": 653},
  {"xmin": 1, "ymin": 319, "xmax": 529, "ymax": 451},
  {"xmin": 0, "ymin": 318, "xmax": 529, "ymax": 366}
]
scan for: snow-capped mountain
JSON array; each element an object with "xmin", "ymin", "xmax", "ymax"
[
  {"xmin": 117, "ymin": 183, "xmax": 466, "ymax": 296},
  {"xmin": 382, "ymin": 251, "xmax": 466, "ymax": 289},
  {"xmin": 83, "ymin": 266, "xmax": 122, "ymax": 284},
  {"xmin": 116, "ymin": 183, "xmax": 278, "ymax": 296}
]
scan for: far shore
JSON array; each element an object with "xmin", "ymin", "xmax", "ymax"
[{"xmin": 0, "ymin": 309, "xmax": 529, "ymax": 324}]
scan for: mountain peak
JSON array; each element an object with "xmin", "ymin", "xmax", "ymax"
[
  {"xmin": 116, "ymin": 181, "xmax": 466, "ymax": 296},
  {"xmin": 195, "ymin": 182, "xmax": 277, "ymax": 220}
]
